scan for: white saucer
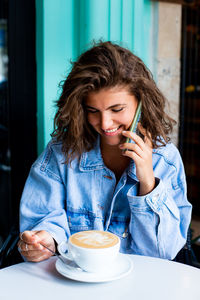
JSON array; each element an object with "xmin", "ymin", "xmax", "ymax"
[{"xmin": 55, "ymin": 253, "xmax": 133, "ymax": 283}]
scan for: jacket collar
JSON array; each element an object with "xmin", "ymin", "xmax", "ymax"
[{"xmin": 79, "ymin": 136, "xmax": 104, "ymax": 171}]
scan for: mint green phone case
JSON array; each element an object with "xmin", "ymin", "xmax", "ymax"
[{"xmin": 125, "ymin": 101, "xmax": 142, "ymax": 143}]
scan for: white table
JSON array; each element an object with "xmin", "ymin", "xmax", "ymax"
[{"xmin": 0, "ymin": 255, "xmax": 200, "ymax": 300}]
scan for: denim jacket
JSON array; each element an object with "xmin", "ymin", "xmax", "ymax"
[{"xmin": 20, "ymin": 137, "xmax": 192, "ymax": 259}]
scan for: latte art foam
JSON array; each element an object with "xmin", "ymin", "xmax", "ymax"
[{"xmin": 69, "ymin": 230, "xmax": 119, "ymax": 249}]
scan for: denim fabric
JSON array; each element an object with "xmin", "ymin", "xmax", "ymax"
[{"xmin": 20, "ymin": 137, "xmax": 192, "ymax": 259}]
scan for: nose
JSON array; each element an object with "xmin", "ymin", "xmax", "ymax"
[{"xmin": 100, "ymin": 112, "xmax": 113, "ymax": 130}]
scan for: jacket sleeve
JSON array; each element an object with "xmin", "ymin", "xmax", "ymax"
[
  {"xmin": 19, "ymin": 142, "xmax": 70, "ymax": 244},
  {"xmin": 127, "ymin": 147, "xmax": 192, "ymax": 260}
]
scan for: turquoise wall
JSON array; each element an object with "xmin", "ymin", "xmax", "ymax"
[{"xmin": 36, "ymin": 0, "xmax": 153, "ymax": 154}]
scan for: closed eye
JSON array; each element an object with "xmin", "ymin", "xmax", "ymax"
[
  {"xmin": 86, "ymin": 108, "xmax": 124, "ymax": 113},
  {"xmin": 112, "ymin": 108, "xmax": 124, "ymax": 112},
  {"xmin": 85, "ymin": 105, "xmax": 126, "ymax": 113}
]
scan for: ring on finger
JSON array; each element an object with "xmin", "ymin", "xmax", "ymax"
[
  {"xmin": 20, "ymin": 232, "xmax": 24, "ymax": 241},
  {"xmin": 17, "ymin": 242, "xmax": 22, "ymax": 252},
  {"xmin": 25, "ymin": 243, "xmax": 29, "ymax": 251}
]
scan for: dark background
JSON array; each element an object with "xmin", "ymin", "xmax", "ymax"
[
  {"xmin": 179, "ymin": 2, "xmax": 200, "ymax": 216},
  {"xmin": 0, "ymin": 0, "xmax": 37, "ymax": 243}
]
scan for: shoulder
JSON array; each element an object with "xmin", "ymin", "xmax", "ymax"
[
  {"xmin": 46, "ymin": 139, "xmax": 64, "ymax": 158},
  {"xmin": 152, "ymin": 142, "xmax": 186, "ymax": 188},
  {"xmin": 153, "ymin": 142, "xmax": 182, "ymax": 167},
  {"xmin": 31, "ymin": 139, "xmax": 66, "ymax": 182},
  {"xmin": 36, "ymin": 139, "xmax": 64, "ymax": 166}
]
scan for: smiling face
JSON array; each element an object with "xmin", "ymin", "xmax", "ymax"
[{"xmin": 85, "ymin": 87, "xmax": 138, "ymax": 147}]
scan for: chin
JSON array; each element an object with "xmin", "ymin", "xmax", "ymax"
[{"xmin": 102, "ymin": 136, "xmax": 122, "ymax": 146}]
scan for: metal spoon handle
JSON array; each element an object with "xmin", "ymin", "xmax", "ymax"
[
  {"xmin": 40, "ymin": 243, "xmax": 81, "ymax": 269},
  {"xmin": 40, "ymin": 243, "xmax": 66, "ymax": 264}
]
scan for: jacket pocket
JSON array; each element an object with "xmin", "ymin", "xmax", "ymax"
[
  {"xmin": 108, "ymin": 217, "xmax": 130, "ymax": 239},
  {"xmin": 67, "ymin": 208, "xmax": 95, "ymax": 234}
]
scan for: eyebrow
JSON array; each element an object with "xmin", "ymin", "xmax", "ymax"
[{"xmin": 85, "ymin": 104, "xmax": 127, "ymax": 110}]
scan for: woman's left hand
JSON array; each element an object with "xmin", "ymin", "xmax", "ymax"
[{"xmin": 119, "ymin": 125, "xmax": 155, "ymax": 196}]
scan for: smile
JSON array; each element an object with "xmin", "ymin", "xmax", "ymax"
[
  {"xmin": 104, "ymin": 127, "xmax": 119, "ymax": 133},
  {"xmin": 102, "ymin": 126, "xmax": 122, "ymax": 136}
]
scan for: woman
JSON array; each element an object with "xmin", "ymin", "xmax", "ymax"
[{"xmin": 18, "ymin": 41, "xmax": 192, "ymax": 262}]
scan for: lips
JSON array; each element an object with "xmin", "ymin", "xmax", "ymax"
[
  {"xmin": 102, "ymin": 126, "xmax": 122, "ymax": 136},
  {"xmin": 104, "ymin": 127, "xmax": 119, "ymax": 133}
]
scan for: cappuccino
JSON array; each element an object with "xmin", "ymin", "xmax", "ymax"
[
  {"xmin": 58, "ymin": 230, "xmax": 120, "ymax": 272},
  {"xmin": 69, "ymin": 230, "xmax": 119, "ymax": 249}
]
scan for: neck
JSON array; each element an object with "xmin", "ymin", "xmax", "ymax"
[
  {"xmin": 100, "ymin": 139, "xmax": 131, "ymax": 181},
  {"xmin": 100, "ymin": 140, "xmax": 122, "ymax": 156}
]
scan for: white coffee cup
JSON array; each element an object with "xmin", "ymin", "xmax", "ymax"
[{"xmin": 58, "ymin": 230, "xmax": 120, "ymax": 273}]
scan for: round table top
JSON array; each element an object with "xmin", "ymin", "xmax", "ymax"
[{"xmin": 0, "ymin": 254, "xmax": 200, "ymax": 300}]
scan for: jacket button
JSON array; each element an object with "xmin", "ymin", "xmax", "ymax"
[{"xmin": 122, "ymin": 232, "xmax": 128, "ymax": 238}]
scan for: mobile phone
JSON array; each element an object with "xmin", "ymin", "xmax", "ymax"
[{"xmin": 125, "ymin": 101, "xmax": 142, "ymax": 144}]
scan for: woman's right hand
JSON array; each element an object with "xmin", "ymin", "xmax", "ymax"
[{"xmin": 17, "ymin": 230, "xmax": 56, "ymax": 262}]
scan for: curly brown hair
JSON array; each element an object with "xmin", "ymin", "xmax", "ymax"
[{"xmin": 52, "ymin": 41, "xmax": 175, "ymax": 163}]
